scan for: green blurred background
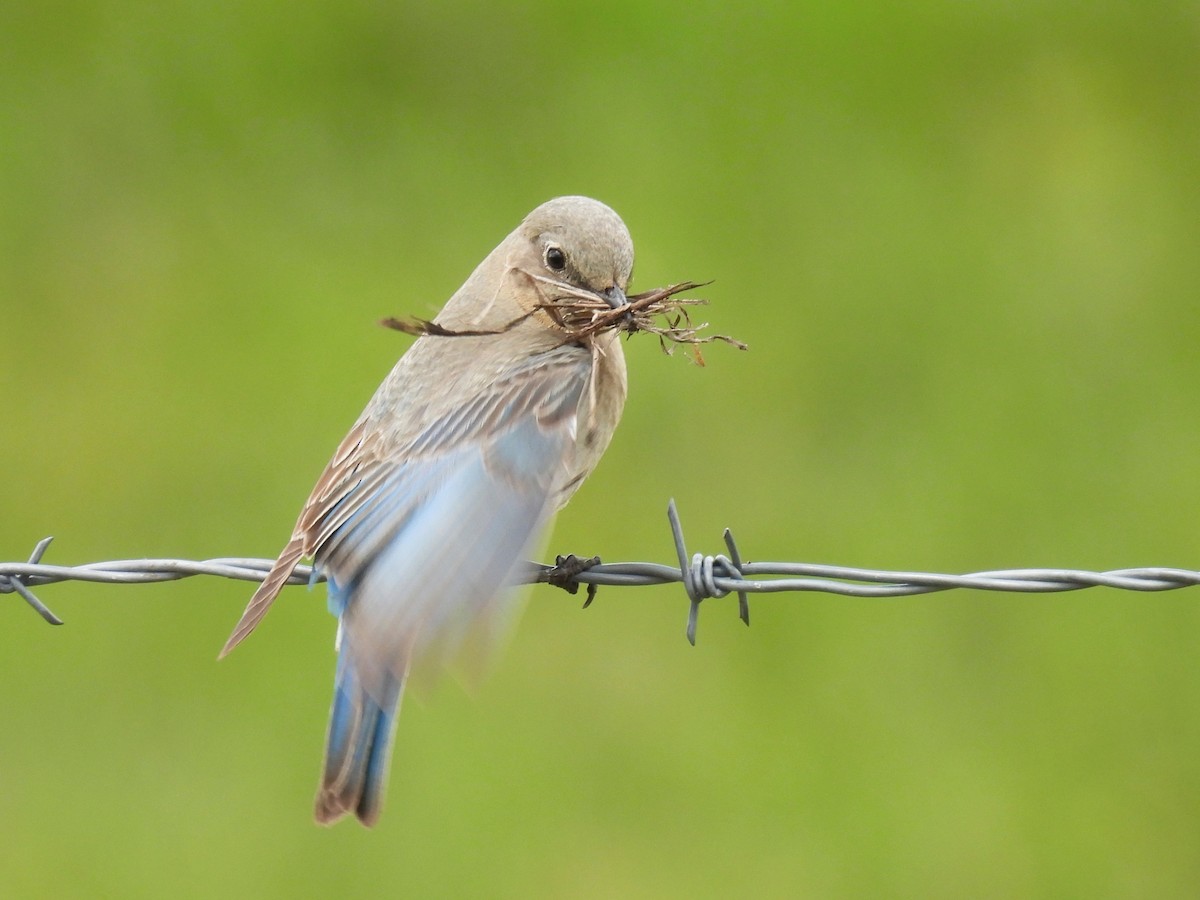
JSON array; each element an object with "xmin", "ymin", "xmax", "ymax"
[{"xmin": 4, "ymin": 2, "xmax": 1200, "ymax": 897}]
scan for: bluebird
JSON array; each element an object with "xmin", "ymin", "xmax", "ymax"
[{"xmin": 220, "ymin": 196, "xmax": 634, "ymax": 826}]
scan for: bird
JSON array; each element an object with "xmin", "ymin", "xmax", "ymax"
[{"xmin": 219, "ymin": 196, "xmax": 635, "ymax": 827}]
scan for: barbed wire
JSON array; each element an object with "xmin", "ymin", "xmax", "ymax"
[{"xmin": 3, "ymin": 501, "xmax": 1198, "ymax": 644}]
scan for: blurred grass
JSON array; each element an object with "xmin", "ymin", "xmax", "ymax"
[{"xmin": 4, "ymin": 1, "xmax": 1200, "ymax": 897}]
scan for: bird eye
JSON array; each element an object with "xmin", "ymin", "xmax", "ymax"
[{"xmin": 544, "ymin": 246, "xmax": 567, "ymax": 272}]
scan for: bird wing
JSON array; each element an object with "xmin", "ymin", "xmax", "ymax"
[{"xmin": 219, "ymin": 342, "xmax": 590, "ymax": 664}]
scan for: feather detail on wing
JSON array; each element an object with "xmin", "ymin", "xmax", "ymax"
[
  {"xmin": 219, "ymin": 343, "xmax": 593, "ymax": 669},
  {"xmin": 218, "ymin": 419, "xmax": 373, "ymax": 658},
  {"xmin": 218, "ymin": 536, "xmax": 305, "ymax": 658},
  {"xmin": 323, "ymin": 346, "xmax": 593, "ymax": 699}
]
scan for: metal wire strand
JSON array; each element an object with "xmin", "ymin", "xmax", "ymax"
[{"xmin": 3, "ymin": 500, "xmax": 1199, "ymax": 643}]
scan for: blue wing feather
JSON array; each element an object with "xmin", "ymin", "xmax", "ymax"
[{"xmin": 311, "ymin": 343, "xmax": 591, "ymax": 824}]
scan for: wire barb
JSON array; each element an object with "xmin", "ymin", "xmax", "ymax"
[
  {"xmin": 5, "ymin": 504, "xmax": 1200, "ymax": 637},
  {"xmin": 723, "ymin": 528, "xmax": 751, "ymax": 627},
  {"xmin": 666, "ymin": 500, "xmax": 749, "ymax": 645},
  {"xmin": 0, "ymin": 537, "xmax": 65, "ymax": 625}
]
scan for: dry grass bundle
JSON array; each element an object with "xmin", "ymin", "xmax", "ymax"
[{"xmin": 382, "ymin": 280, "xmax": 745, "ymax": 366}]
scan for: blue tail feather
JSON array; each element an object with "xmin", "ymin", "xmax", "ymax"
[{"xmin": 314, "ymin": 642, "xmax": 403, "ymax": 827}]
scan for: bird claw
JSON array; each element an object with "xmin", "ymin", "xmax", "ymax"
[{"xmin": 544, "ymin": 554, "xmax": 602, "ymax": 607}]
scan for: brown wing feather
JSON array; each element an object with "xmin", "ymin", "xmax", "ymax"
[
  {"xmin": 218, "ymin": 344, "xmax": 598, "ymax": 660},
  {"xmin": 218, "ymin": 419, "xmax": 373, "ymax": 658},
  {"xmin": 297, "ymin": 419, "xmax": 375, "ymax": 541},
  {"xmin": 217, "ymin": 536, "xmax": 306, "ymax": 658}
]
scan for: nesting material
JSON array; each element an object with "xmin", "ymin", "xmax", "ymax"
[{"xmin": 382, "ymin": 280, "xmax": 746, "ymax": 366}]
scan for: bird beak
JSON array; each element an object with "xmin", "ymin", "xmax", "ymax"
[{"xmin": 601, "ymin": 285, "xmax": 629, "ymax": 311}]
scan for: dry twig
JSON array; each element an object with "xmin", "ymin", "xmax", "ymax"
[{"xmin": 381, "ymin": 280, "xmax": 746, "ymax": 365}]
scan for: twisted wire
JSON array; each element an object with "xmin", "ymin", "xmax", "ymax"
[{"xmin": 3, "ymin": 501, "xmax": 1198, "ymax": 643}]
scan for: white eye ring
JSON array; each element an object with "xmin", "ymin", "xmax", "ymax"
[{"xmin": 544, "ymin": 245, "xmax": 567, "ymax": 272}]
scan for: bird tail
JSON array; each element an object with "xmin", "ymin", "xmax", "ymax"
[{"xmin": 314, "ymin": 644, "xmax": 404, "ymax": 827}]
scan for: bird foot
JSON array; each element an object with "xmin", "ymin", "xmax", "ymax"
[{"xmin": 545, "ymin": 554, "xmax": 602, "ymax": 607}]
